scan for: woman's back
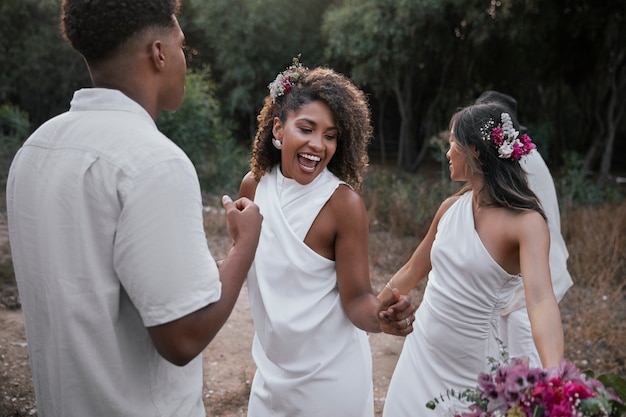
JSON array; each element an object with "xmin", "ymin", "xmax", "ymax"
[{"xmin": 383, "ymin": 191, "xmax": 522, "ymax": 416}]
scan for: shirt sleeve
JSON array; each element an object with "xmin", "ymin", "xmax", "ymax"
[{"xmin": 113, "ymin": 157, "xmax": 221, "ymax": 327}]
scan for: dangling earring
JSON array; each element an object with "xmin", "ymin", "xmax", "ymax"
[{"xmin": 272, "ymin": 137, "xmax": 282, "ymax": 150}]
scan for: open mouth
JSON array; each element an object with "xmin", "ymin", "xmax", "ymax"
[{"xmin": 298, "ymin": 153, "xmax": 320, "ymax": 172}]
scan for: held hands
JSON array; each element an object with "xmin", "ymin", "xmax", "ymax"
[
  {"xmin": 222, "ymin": 195, "xmax": 262, "ymax": 252},
  {"xmin": 378, "ymin": 288, "xmax": 416, "ymax": 337}
]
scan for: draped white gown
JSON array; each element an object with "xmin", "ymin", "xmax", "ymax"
[
  {"xmin": 382, "ymin": 191, "xmax": 522, "ymax": 417},
  {"xmin": 246, "ymin": 167, "xmax": 374, "ymax": 417}
]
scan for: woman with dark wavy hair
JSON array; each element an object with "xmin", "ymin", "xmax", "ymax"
[
  {"xmin": 239, "ymin": 58, "xmax": 416, "ymax": 416},
  {"xmin": 378, "ymin": 102, "xmax": 564, "ymax": 416},
  {"xmin": 476, "ymin": 91, "xmax": 573, "ymax": 369}
]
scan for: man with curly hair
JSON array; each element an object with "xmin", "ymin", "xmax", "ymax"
[{"xmin": 6, "ymin": 1, "xmax": 261, "ymax": 416}]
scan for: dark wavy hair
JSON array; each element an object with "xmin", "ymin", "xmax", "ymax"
[
  {"xmin": 451, "ymin": 102, "xmax": 545, "ymax": 219},
  {"xmin": 61, "ymin": 0, "xmax": 181, "ymax": 62},
  {"xmin": 249, "ymin": 66, "xmax": 372, "ymax": 190}
]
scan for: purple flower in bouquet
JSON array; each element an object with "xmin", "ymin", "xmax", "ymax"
[{"xmin": 428, "ymin": 358, "xmax": 625, "ymax": 417}]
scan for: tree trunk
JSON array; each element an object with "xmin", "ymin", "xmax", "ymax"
[
  {"xmin": 394, "ymin": 74, "xmax": 415, "ymax": 171},
  {"xmin": 377, "ymin": 97, "xmax": 387, "ymax": 165},
  {"xmin": 599, "ymin": 52, "xmax": 626, "ymax": 177}
]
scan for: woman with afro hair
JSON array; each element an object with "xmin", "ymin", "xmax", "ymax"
[{"xmin": 239, "ymin": 58, "xmax": 416, "ymax": 416}]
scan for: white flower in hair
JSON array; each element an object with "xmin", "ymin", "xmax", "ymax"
[
  {"xmin": 268, "ymin": 55, "xmax": 307, "ymax": 103},
  {"xmin": 498, "ymin": 140, "xmax": 514, "ymax": 159},
  {"xmin": 500, "ymin": 112, "xmax": 519, "ymax": 140},
  {"xmin": 481, "ymin": 112, "xmax": 536, "ymax": 162}
]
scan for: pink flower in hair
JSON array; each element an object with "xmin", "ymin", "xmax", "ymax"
[{"xmin": 480, "ymin": 113, "xmax": 537, "ymax": 162}]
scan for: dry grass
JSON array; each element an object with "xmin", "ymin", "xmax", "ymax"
[
  {"xmin": 0, "ymin": 169, "xmax": 624, "ymax": 416},
  {"xmin": 361, "ymin": 164, "xmax": 460, "ymax": 237},
  {"xmin": 559, "ymin": 203, "xmax": 626, "ymax": 375},
  {"xmin": 363, "ymin": 167, "xmax": 626, "ymax": 377},
  {"xmin": 363, "ymin": 168, "xmax": 626, "ymax": 377}
]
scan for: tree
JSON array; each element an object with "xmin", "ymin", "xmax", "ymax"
[
  {"xmin": 157, "ymin": 68, "xmax": 247, "ymax": 195},
  {"xmin": 0, "ymin": 0, "xmax": 90, "ymax": 128},
  {"xmin": 562, "ymin": 2, "xmax": 626, "ymax": 178},
  {"xmin": 323, "ymin": 0, "xmax": 498, "ymax": 170},
  {"xmin": 182, "ymin": 0, "xmax": 333, "ymax": 142}
]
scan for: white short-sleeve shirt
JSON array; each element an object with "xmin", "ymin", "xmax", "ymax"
[{"xmin": 7, "ymin": 88, "xmax": 221, "ymax": 416}]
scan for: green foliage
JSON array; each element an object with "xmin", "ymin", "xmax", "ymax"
[
  {"xmin": 364, "ymin": 157, "xmax": 624, "ymax": 240},
  {"xmin": 523, "ymin": 121, "xmax": 555, "ymax": 162},
  {"xmin": 362, "ymin": 167, "xmax": 459, "ymax": 236},
  {"xmin": 426, "ymin": 131, "xmax": 453, "ymax": 183},
  {"xmin": 201, "ymin": 133, "xmax": 250, "ymax": 198},
  {"xmin": 0, "ymin": 0, "xmax": 624, "ymax": 177},
  {"xmin": 184, "ymin": 0, "xmax": 333, "ymax": 136},
  {"xmin": 557, "ymin": 152, "xmax": 623, "ymax": 207},
  {"xmin": 157, "ymin": 68, "xmax": 249, "ymax": 196},
  {"xmin": 583, "ymin": 370, "xmax": 626, "ymax": 416},
  {"xmin": 597, "ymin": 373, "xmax": 626, "ymax": 409},
  {"xmin": 0, "ymin": 104, "xmax": 30, "ymax": 146},
  {"xmin": 322, "ymin": 0, "xmax": 500, "ymax": 169},
  {"xmin": 0, "ymin": 103, "xmax": 30, "ymax": 185},
  {"xmin": 0, "ymin": 0, "xmax": 90, "ymax": 127}
]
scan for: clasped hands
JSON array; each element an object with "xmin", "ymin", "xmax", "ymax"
[{"xmin": 378, "ymin": 288, "xmax": 416, "ymax": 336}]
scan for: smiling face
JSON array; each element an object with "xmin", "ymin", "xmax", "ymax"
[{"xmin": 272, "ymin": 100, "xmax": 338, "ymax": 185}]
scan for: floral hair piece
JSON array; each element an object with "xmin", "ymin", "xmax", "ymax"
[
  {"xmin": 268, "ymin": 55, "xmax": 308, "ymax": 103},
  {"xmin": 480, "ymin": 112, "xmax": 536, "ymax": 161}
]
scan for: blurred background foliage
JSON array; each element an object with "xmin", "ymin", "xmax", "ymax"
[
  {"xmin": 0, "ymin": 4, "xmax": 625, "ymax": 404},
  {"xmin": 0, "ymin": 0, "xmax": 624, "ymax": 201}
]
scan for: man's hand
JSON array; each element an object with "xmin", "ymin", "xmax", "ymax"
[{"xmin": 222, "ymin": 195, "xmax": 262, "ymax": 253}]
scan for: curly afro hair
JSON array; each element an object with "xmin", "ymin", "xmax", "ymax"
[
  {"xmin": 250, "ymin": 65, "xmax": 372, "ymax": 190},
  {"xmin": 61, "ymin": 0, "xmax": 181, "ymax": 62}
]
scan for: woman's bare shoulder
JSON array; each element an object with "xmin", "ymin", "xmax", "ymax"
[
  {"xmin": 239, "ymin": 171, "xmax": 259, "ymax": 200},
  {"xmin": 435, "ymin": 193, "xmax": 464, "ymax": 219},
  {"xmin": 326, "ymin": 184, "xmax": 366, "ymax": 218}
]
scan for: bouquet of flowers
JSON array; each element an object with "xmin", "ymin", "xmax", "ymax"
[{"xmin": 428, "ymin": 358, "xmax": 626, "ymax": 417}]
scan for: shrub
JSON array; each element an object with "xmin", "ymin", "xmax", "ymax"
[
  {"xmin": 361, "ymin": 165, "xmax": 460, "ymax": 236},
  {"xmin": 157, "ymin": 68, "xmax": 249, "ymax": 197},
  {"xmin": 0, "ymin": 103, "xmax": 30, "ymax": 188},
  {"xmin": 558, "ymin": 152, "xmax": 623, "ymax": 207}
]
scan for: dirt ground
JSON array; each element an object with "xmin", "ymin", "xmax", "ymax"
[
  {"xmin": 197, "ymin": 282, "xmax": 406, "ymax": 416},
  {"xmin": 0, "ymin": 284, "xmax": 407, "ymax": 417},
  {"xmin": 0, "ymin": 223, "xmax": 410, "ymax": 416},
  {"xmin": 2, "ymin": 207, "xmax": 623, "ymax": 416}
]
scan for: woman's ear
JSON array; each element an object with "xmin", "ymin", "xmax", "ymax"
[
  {"xmin": 471, "ymin": 145, "xmax": 480, "ymax": 159},
  {"xmin": 272, "ymin": 117, "xmax": 283, "ymax": 140}
]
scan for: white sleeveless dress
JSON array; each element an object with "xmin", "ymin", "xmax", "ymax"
[
  {"xmin": 246, "ymin": 167, "xmax": 374, "ymax": 417},
  {"xmin": 382, "ymin": 191, "xmax": 522, "ymax": 417}
]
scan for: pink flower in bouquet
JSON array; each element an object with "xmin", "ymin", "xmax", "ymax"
[{"xmin": 429, "ymin": 358, "xmax": 625, "ymax": 417}]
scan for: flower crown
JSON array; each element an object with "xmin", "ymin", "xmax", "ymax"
[
  {"xmin": 268, "ymin": 56, "xmax": 308, "ymax": 103},
  {"xmin": 480, "ymin": 112, "xmax": 536, "ymax": 161}
]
